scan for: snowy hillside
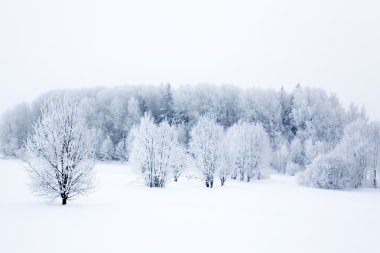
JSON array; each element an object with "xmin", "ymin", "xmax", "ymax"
[{"xmin": 1, "ymin": 159, "xmax": 379, "ymax": 253}]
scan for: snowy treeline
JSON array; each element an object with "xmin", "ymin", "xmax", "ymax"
[{"xmin": 0, "ymin": 84, "xmax": 377, "ymax": 190}]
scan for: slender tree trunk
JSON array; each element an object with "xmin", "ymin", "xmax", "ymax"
[
  {"xmin": 240, "ymin": 172, "xmax": 244, "ymax": 181},
  {"xmin": 210, "ymin": 180, "xmax": 213, "ymax": 188},
  {"xmin": 374, "ymin": 169, "xmax": 377, "ymax": 188},
  {"xmin": 206, "ymin": 181, "xmax": 209, "ymax": 188},
  {"xmin": 221, "ymin": 177, "xmax": 225, "ymax": 186},
  {"xmin": 62, "ymin": 197, "xmax": 67, "ymax": 205}
]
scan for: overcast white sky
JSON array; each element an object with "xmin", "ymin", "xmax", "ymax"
[{"xmin": 0, "ymin": 0, "xmax": 379, "ymax": 119}]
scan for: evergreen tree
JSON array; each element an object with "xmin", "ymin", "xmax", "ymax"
[
  {"xmin": 279, "ymin": 86, "xmax": 295, "ymax": 142},
  {"xmin": 159, "ymin": 83, "xmax": 175, "ymax": 124}
]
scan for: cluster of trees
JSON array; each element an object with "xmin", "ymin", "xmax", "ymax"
[
  {"xmin": 128, "ymin": 113, "xmax": 271, "ymax": 188},
  {"xmin": 129, "ymin": 114, "xmax": 188, "ymax": 187},
  {"xmin": 1, "ymin": 83, "xmax": 378, "ymax": 192},
  {"xmin": 299, "ymin": 119, "xmax": 380, "ymax": 189},
  {"xmin": 0, "ymin": 84, "xmax": 351, "ymax": 160}
]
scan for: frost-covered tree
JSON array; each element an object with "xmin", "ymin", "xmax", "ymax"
[
  {"xmin": 337, "ymin": 119, "xmax": 371, "ymax": 188},
  {"xmin": 279, "ymin": 87, "xmax": 295, "ymax": 142},
  {"xmin": 290, "ymin": 85, "xmax": 346, "ymax": 147},
  {"xmin": 219, "ymin": 136, "xmax": 233, "ymax": 186},
  {"xmin": 159, "ymin": 83, "xmax": 175, "ymax": 124},
  {"xmin": 99, "ymin": 136, "xmax": 114, "ymax": 161},
  {"xmin": 127, "ymin": 97, "xmax": 142, "ymax": 126},
  {"xmin": 24, "ymin": 97, "xmax": 95, "ymax": 205},
  {"xmin": 299, "ymin": 152, "xmax": 354, "ymax": 189},
  {"xmin": 114, "ymin": 138, "xmax": 128, "ymax": 162},
  {"xmin": 92, "ymin": 129, "xmax": 106, "ymax": 159},
  {"xmin": 300, "ymin": 119, "xmax": 379, "ymax": 189},
  {"xmin": 114, "ymin": 97, "xmax": 142, "ymax": 162},
  {"xmin": 109, "ymin": 96, "xmax": 128, "ymax": 142},
  {"xmin": 367, "ymin": 122, "xmax": 380, "ymax": 188},
  {"xmin": 347, "ymin": 103, "xmax": 367, "ymax": 123},
  {"xmin": 214, "ymin": 85, "xmax": 241, "ymax": 127},
  {"xmin": 288, "ymin": 137, "xmax": 306, "ymax": 174},
  {"xmin": 0, "ymin": 103, "xmax": 34, "ymax": 157},
  {"xmin": 129, "ymin": 113, "xmax": 180, "ymax": 187},
  {"xmin": 189, "ymin": 114, "xmax": 224, "ymax": 188},
  {"xmin": 226, "ymin": 121, "xmax": 271, "ymax": 182},
  {"xmin": 272, "ymin": 144, "xmax": 289, "ymax": 174},
  {"xmin": 240, "ymin": 89, "xmax": 282, "ymax": 149},
  {"xmin": 304, "ymin": 139, "xmax": 328, "ymax": 165},
  {"xmin": 171, "ymin": 144, "xmax": 189, "ymax": 182}
]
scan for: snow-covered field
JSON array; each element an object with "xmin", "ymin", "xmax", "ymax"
[{"xmin": 0, "ymin": 159, "xmax": 379, "ymax": 253}]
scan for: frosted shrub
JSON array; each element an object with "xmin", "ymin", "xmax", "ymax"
[
  {"xmin": 272, "ymin": 144, "xmax": 288, "ymax": 174},
  {"xmin": 299, "ymin": 153, "xmax": 354, "ymax": 189}
]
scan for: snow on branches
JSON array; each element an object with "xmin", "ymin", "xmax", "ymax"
[
  {"xmin": 24, "ymin": 96, "xmax": 96, "ymax": 205},
  {"xmin": 226, "ymin": 121, "xmax": 271, "ymax": 182},
  {"xmin": 189, "ymin": 114, "xmax": 224, "ymax": 188},
  {"xmin": 129, "ymin": 113, "xmax": 185, "ymax": 187},
  {"xmin": 300, "ymin": 119, "xmax": 380, "ymax": 189}
]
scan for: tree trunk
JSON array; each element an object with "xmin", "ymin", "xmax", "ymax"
[
  {"xmin": 210, "ymin": 180, "xmax": 213, "ymax": 188},
  {"xmin": 240, "ymin": 172, "xmax": 244, "ymax": 181},
  {"xmin": 221, "ymin": 177, "xmax": 225, "ymax": 186},
  {"xmin": 206, "ymin": 181, "xmax": 209, "ymax": 188},
  {"xmin": 62, "ymin": 197, "xmax": 67, "ymax": 205},
  {"xmin": 374, "ymin": 169, "xmax": 377, "ymax": 188},
  {"xmin": 247, "ymin": 176, "xmax": 251, "ymax": 182}
]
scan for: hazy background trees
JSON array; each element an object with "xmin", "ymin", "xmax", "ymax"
[
  {"xmin": 300, "ymin": 119, "xmax": 380, "ymax": 189},
  {"xmin": 0, "ymin": 83, "xmax": 377, "ymax": 189},
  {"xmin": 0, "ymin": 103, "xmax": 35, "ymax": 157}
]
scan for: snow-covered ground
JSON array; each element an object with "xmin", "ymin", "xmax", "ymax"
[{"xmin": 0, "ymin": 159, "xmax": 379, "ymax": 253}]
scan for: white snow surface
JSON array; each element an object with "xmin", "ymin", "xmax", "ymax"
[{"xmin": 0, "ymin": 159, "xmax": 379, "ymax": 253}]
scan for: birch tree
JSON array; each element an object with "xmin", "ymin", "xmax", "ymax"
[
  {"xmin": 189, "ymin": 114, "xmax": 224, "ymax": 188},
  {"xmin": 171, "ymin": 144, "xmax": 189, "ymax": 182},
  {"xmin": 129, "ymin": 113, "xmax": 181, "ymax": 187},
  {"xmin": 227, "ymin": 121, "xmax": 271, "ymax": 182},
  {"xmin": 367, "ymin": 122, "xmax": 380, "ymax": 188},
  {"xmin": 272, "ymin": 144, "xmax": 289, "ymax": 174},
  {"xmin": 219, "ymin": 136, "xmax": 233, "ymax": 186}
]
